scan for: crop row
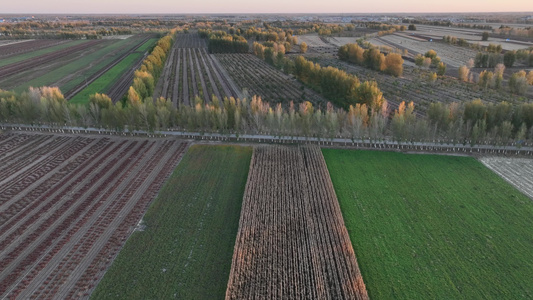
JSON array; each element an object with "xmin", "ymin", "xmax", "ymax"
[
  {"xmin": 216, "ymin": 53, "xmax": 328, "ymax": 107},
  {"xmin": 226, "ymin": 145, "xmax": 368, "ymax": 299},
  {"xmin": 0, "ymin": 133, "xmax": 188, "ymax": 299},
  {"xmin": 316, "ymin": 57, "xmax": 524, "ymax": 114},
  {"xmin": 0, "ymin": 40, "xmax": 105, "ymax": 81},
  {"xmin": 154, "ymin": 46, "xmax": 239, "ymax": 107},
  {"xmin": 64, "ymin": 35, "xmax": 155, "ymax": 100},
  {"xmin": 174, "ymin": 33, "xmax": 207, "ymax": 48},
  {"xmin": 0, "ymin": 40, "xmax": 67, "ymax": 58}
]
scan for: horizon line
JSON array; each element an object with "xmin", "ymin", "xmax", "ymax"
[{"xmin": 1, "ymin": 11, "xmax": 532, "ymax": 15}]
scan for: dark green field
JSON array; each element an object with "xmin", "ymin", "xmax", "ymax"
[
  {"xmin": 91, "ymin": 145, "xmax": 252, "ymax": 299},
  {"xmin": 322, "ymin": 149, "xmax": 533, "ymax": 299}
]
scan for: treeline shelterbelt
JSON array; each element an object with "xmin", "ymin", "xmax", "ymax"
[
  {"xmin": 1, "ymin": 87, "xmax": 533, "ymax": 146},
  {"xmin": 199, "ymin": 29, "xmax": 249, "ymax": 53}
]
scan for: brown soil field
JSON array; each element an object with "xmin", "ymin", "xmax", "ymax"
[
  {"xmin": 0, "ymin": 132, "xmax": 189, "ymax": 299},
  {"xmin": 225, "ymin": 145, "xmax": 368, "ymax": 300}
]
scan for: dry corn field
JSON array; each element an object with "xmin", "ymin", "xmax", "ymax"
[{"xmin": 226, "ymin": 145, "xmax": 368, "ymax": 300}]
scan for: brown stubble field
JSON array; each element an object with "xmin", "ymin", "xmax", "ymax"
[{"xmin": 226, "ymin": 145, "xmax": 368, "ymax": 300}]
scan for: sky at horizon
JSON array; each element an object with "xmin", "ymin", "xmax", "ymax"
[{"xmin": 2, "ymin": 0, "xmax": 532, "ymax": 14}]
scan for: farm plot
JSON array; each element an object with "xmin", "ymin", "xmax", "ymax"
[
  {"xmin": 372, "ymin": 33, "xmax": 479, "ymax": 68},
  {"xmin": 323, "ymin": 149, "xmax": 533, "ymax": 299},
  {"xmin": 480, "ymin": 157, "xmax": 533, "ymax": 199},
  {"xmin": 0, "ymin": 40, "xmax": 111, "ymax": 90},
  {"xmin": 13, "ymin": 35, "xmax": 155, "ymax": 97},
  {"xmin": 174, "ymin": 32, "xmax": 207, "ymax": 48},
  {"xmin": 314, "ymin": 57, "xmax": 525, "ymax": 114},
  {"xmin": 0, "ymin": 132, "xmax": 189, "ymax": 299},
  {"xmin": 298, "ymin": 35, "xmax": 338, "ymax": 55},
  {"xmin": 411, "ymin": 25, "xmax": 533, "ymax": 51},
  {"xmin": 69, "ymin": 37, "xmax": 157, "ymax": 104},
  {"xmin": 216, "ymin": 53, "xmax": 329, "ymax": 107},
  {"xmin": 92, "ymin": 145, "xmax": 252, "ymax": 300},
  {"xmin": 226, "ymin": 146, "xmax": 368, "ymax": 300},
  {"xmin": 0, "ymin": 40, "xmax": 86, "ymax": 69},
  {"xmin": 154, "ymin": 45, "xmax": 241, "ymax": 107},
  {"xmin": 0, "ymin": 39, "xmax": 67, "ymax": 59}
]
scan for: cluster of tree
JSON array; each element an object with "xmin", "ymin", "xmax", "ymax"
[
  {"xmin": 402, "ymin": 19, "xmax": 491, "ymax": 30},
  {"xmin": 442, "ymin": 36, "xmax": 504, "ymax": 53},
  {"xmin": 253, "ymin": 41, "xmax": 288, "ymax": 67},
  {"xmin": 474, "ymin": 52, "xmax": 503, "ymax": 68},
  {"xmin": 460, "ymin": 63, "xmax": 531, "ymax": 96},
  {"xmin": 253, "ymin": 43, "xmax": 388, "ymax": 111},
  {"xmin": 240, "ymin": 27, "xmax": 299, "ymax": 44},
  {"xmin": 128, "ymin": 32, "xmax": 176, "ymax": 103},
  {"xmin": 293, "ymin": 56, "xmax": 386, "ymax": 110},
  {"xmin": 414, "ymin": 50, "xmax": 446, "ymax": 75},
  {"xmin": 516, "ymin": 49, "xmax": 533, "ymax": 67},
  {"xmin": 428, "ymin": 99, "xmax": 533, "ymax": 145},
  {"xmin": 0, "ymin": 20, "xmax": 145, "ymax": 39},
  {"xmin": 2, "ymin": 87, "xmax": 532, "ymax": 146},
  {"xmin": 494, "ymin": 26, "xmax": 533, "ymax": 38},
  {"xmin": 443, "ymin": 35, "xmax": 470, "ymax": 47},
  {"xmin": 199, "ymin": 30, "xmax": 249, "ymax": 53},
  {"xmin": 509, "ymin": 70, "xmax": 533, "ymax": 95},
  {"xmin": 338, "ymin": 43, "xmax": 404, "ymax": 77},
  {"xmin": 477, "ymin": 64, "xmax": 505, "ymax": 90},
  {"xmin": 372, "ymin": 24, "xmax": 406, "ymax": 37}
]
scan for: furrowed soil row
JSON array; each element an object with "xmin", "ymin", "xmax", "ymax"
[
  {"xmin": 107, "ymin": 51, "xmax": 149, "ymax": 103},
  {"xmin": 192, "ymin": 48, "xmax": 210, "ymax": 103},
  {"xmin": 0, "ymin": 40, "xmax": 105, "ymax": 80},
  {"xmin": 182, "ymin": 48, "xmax": 189, "ymax": 105},
  {"xmin": 0, "ymin": 133, "xmax": 188, "ymax": 299},
  {"xmin": 197, "ymin": 48, "xmax": 223, "ymax": 101},
  {"xmin": 0, "ymin": 40, "xmax": 67, "ymax": 58},
  {"xmin": 174, "ymin": 33, "xmax": 207, "ymax": 48},
  {"xmin": 63, "ymin": 141, "xmax": 189, "ymax": 299},
  {"xmin": 225, "ymin": 145, "xmax": 368, "ymax": 300},
  {"xmin": 0, "ymin": 134, "xmax": 48, "ymax": 163},
  {"xmin": 21, "ymin": 140, "xmax": 165, "ymax": 299},
  {"xmin": 64, "ymin": 35, "xmax": 154, "ymax": 100},
  {"xmin": 0, "ymin": 136, "xmax": 91, "ymax": 196},
  {"xmin": 0, "ymin": 138, "xmax": 112, "ymax": 227},
  {"xmin": 154, "ymin": 44, "xmax": 239, "ymax": 106},
  {"xmin": 216, "ymin": 54, "xmax": 326, "ymax": 107},
  {"xmin": 0, "ymin": 140, "xmax": 146, "ymax": 282}
]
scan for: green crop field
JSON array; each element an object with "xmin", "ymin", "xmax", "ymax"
[
  {"xmin": 91, "ymin": 145, "xmax": 252, "ymax": 300},
  {"xmin": 322, "ymin": 149, "xmax": 533, "ymax": 299},
  {"xmin": 0, "ymin": 40, "xmax": 86, "ymax": 67},
  {"xmin": 69, "ymin": 38, "xmax": 157, "ymax": 104},
  {"xmin": 13, "ymin": 39, "xmax": 127, "ymax": 93}
]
